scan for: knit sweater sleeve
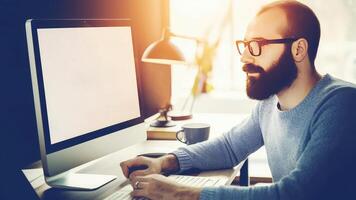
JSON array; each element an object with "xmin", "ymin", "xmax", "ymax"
[
  {"xmin": 172, "ymin": 103, "xmax": 263, "ymax": 172},
  {"xmin": 199, "ymin": 88, "xmax": 356, "ymax": 200}
]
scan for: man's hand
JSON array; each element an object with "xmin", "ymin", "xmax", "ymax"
[
  {"xmin": 131, "ymin": 174, "xmax": 202, "ymax": 200},
  {"xmin": 120, "ymin": 154, "xmax": 179, "ymax": 179},
  {"xmin": 120, "ymin": 156, "xmax": 162, "ymax": 179}
]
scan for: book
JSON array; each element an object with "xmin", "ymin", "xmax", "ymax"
[{"xmin": 146, "ymin": 125, "xmax": 182, "ymax": 140}]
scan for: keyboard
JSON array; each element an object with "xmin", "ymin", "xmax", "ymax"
[
  {"xmin": 104, "ymin": 175, "xmax": 225, "ymax": 200},
  {"xmin": 168, "ymin": 175, "xmax": 222, "ymax": 187},
  {"xmin": 103, "ymin": 183, "xmax": 144, "ymax": 200}
]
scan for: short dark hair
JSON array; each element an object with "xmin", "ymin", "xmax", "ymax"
[{"xmin": 257, "ymin": 0, "xmax": 321, "ymax": 64}]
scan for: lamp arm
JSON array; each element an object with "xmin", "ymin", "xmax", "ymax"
[{"xmin": 170, "ymin": 32, "xmax": 206, "ymax": 44}]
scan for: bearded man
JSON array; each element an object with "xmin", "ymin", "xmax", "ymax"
[{"xmin": 120, "ymin": 1, "xmax": 356, "ymax": 199}]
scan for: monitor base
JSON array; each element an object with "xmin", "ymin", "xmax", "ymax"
[{"xmin": 46, "ymin": 173, "xmax": 116, "ymax": 190}]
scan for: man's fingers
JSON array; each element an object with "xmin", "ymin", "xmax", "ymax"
[
  {"xmin": 119, "ymin": 162, "xmax": 130, "ymax": 178},
  {"xmin": 131, "ymin": 174, "xmax": 156, "ymax": 184},
  {"xmin": 131, "ymin": 189, "xmax": 148, "ymax": 199},
  {"xmin": 130, "ymin": 176, "xmax": 152, "ymax": 188},
  {"xmin": 120, "ymin": 157, "xmax": 148, "ymax": 178},
  {"xmin": 135, "ymin": 175, "xmax": 152, "ymax": 182},
  {"xmin": 129, "ymin": 169, "xmax": 151, "ymax": 180},
  {"xmin": 131, "ymin": 182, "xmax": 150, "ymax": 198},
  {"xmin": 130, "ymin": 178, "xmax": 147, "ymax": 198},
  {"xmin": 135, "ymin": 181, "xmax": 149, "ymax": 190}
]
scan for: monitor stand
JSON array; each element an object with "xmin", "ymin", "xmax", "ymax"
[{"xmin": 46, "ymin": 173, "xmax": 116, "ymax": 190}]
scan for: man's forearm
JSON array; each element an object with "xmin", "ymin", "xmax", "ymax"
[{"xmin": 159, "ymin": 154, "xmax": 180, "ymax": 174}]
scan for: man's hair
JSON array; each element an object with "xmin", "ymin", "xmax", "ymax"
[{"xmin": 257, "ymin": 0, "xmax": 321, "ymax": 64}]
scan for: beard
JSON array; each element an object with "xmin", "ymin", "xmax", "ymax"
[{"xmin": 242, "ymin": 46, "xmax": 298, "ymax": 100}]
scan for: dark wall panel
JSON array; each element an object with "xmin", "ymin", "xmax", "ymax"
[{"xmin": 0, "ymin": 0, "xmax": 170, "ymax": 169}]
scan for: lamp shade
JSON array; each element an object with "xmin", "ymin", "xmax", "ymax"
[{"xmin": 141, "ymin": 39, "xmax": 186, "ymax": 65}]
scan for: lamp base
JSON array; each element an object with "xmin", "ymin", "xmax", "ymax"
[
  {"xmin": 168, "ymin": 111, "xmax": 193, "ymax": 121},
  {"xmin": 150, "ymin": 120, "xmax": 176, "ymax": 128}
]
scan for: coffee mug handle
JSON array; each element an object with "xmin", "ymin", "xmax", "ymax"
[{"xmin": 176, "ymin": 130, "xmax": 187, "ymax": 144}]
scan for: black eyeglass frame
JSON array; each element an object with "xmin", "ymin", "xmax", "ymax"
[{"xmin": 235, "ymin": 38, "xmax": 297, "ymax": 56}]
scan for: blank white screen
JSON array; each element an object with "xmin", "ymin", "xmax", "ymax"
[{"xmin": 37, "ymin": 26, "xmax": 140, "ymax": 144}]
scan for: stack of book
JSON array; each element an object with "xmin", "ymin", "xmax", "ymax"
[
  {"xmin": 145, "ymin": 113, "xmax": 195, "ymax": 140},
  {"xmin": 146, "ymin": 125, "xmax": 181, "ymax": 140}
]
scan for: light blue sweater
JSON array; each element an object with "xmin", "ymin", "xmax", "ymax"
[{"xmin": 172, "ymin": 74, "xmax": 356, "ymax": 200}]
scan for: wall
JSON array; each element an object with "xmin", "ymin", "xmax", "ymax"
[{"xmin": 0, "ymin": 0, "xmax": 170, "ymax": 168}]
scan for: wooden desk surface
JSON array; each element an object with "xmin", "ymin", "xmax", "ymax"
[{"xmin": 23, "ymin": 113, "xmax": 248, "ymax": 199}]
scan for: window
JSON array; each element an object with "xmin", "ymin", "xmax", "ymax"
[{"xmin": 170, "ymin": 0, "xmax": 356, "ymax": 112}]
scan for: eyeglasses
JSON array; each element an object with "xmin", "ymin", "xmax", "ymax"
[{"xmin": 235, "ymin": 38, "xmax": 297, "ymax": 56}]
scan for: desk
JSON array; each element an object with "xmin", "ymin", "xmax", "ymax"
[
  {"xmin": 24, "ymin": 141, "xmax": 243, "ymax": 200},
  {"xmin": 23, "ymin": 113, "xmax": 248, "ymax": 199}
]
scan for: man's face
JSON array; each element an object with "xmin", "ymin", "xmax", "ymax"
[
  {"xmin": 240, "ymin": 8, "xmax": 298, "ymax": 100},
  {"xmin": 243, "ymin": 47, "xmax": 298, "ymax": 100}
]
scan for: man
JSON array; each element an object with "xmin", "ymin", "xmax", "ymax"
[{"xmin": 120, "ymin": 1, "xmax": 356, "ymax": 199}]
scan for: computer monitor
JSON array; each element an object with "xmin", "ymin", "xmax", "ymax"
[{"xmin": 25, "ymin": 19, "xmax": 146, "ymax": 190}]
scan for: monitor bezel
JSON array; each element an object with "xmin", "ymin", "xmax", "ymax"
[{"xmin": 29, "ymin": 19, "xmax": 144, "ymax": 154}]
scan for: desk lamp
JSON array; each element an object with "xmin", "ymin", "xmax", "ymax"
[{"xmin": 142, "ymin": 28, "xmax": 203, "ymax": 127}]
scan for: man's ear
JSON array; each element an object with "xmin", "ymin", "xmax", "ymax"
[{"xmin": 291, "ymin": 38, "xmax": 308, "ymax": 62}]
